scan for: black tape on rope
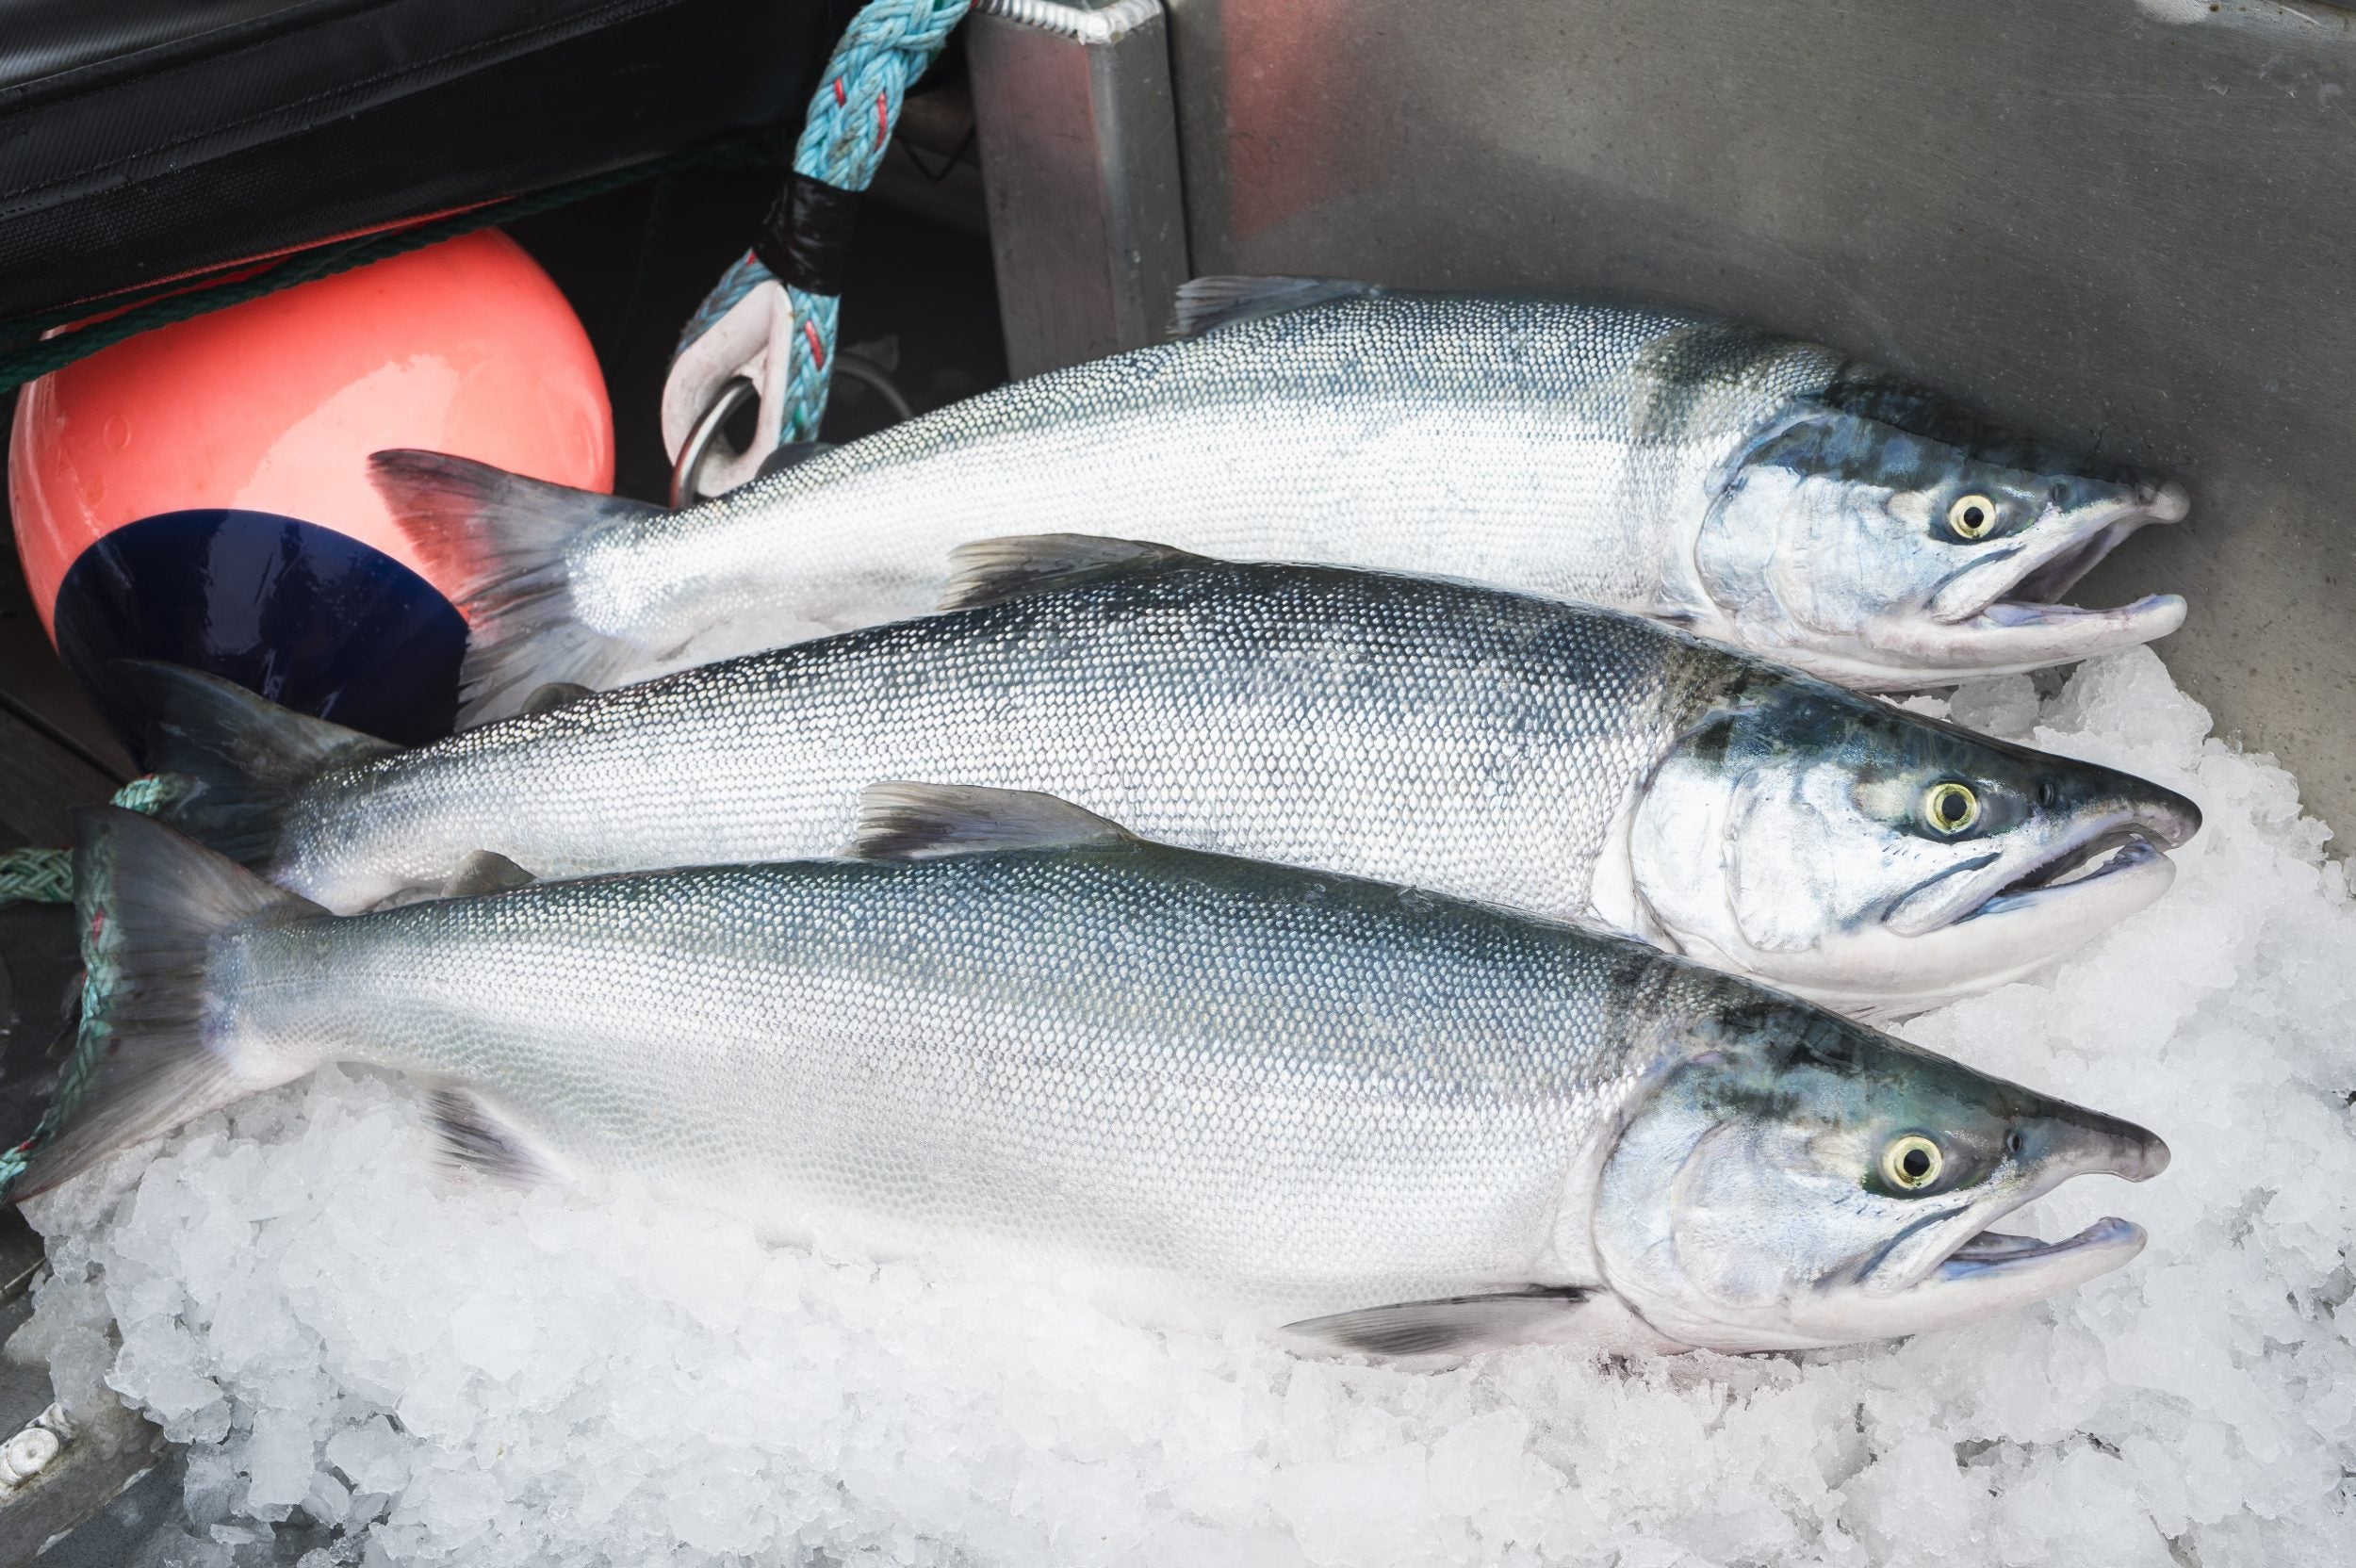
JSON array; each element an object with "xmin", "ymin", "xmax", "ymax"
[{"xmin": 754, "ymin": 172, "xmax": 860, "ymax": 298}]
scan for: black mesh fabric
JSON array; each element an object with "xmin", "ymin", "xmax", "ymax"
[{"xmin": 0, "ymin": 0, "xmax": 860, "ymax": 321}]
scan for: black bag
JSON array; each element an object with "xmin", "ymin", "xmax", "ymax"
[{"xmin": 0, "ymin": 0, "xmax": 859, "ymax": 322}]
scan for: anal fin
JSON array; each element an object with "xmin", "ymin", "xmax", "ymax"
[
  {"xmin": 755, "ymin": 440, "xmax": 836, "ymax": 480},
  {"xmin": 852, "ymin": 783, "xmax": 1137, "ymax": 861},
  {"xmin": 1282, "ymin": 1286, "xmax": 1595, "ymax": 1359},
  {"xmin": 425, "ymin": 1087, "xmax": 558, "ymax": 1187}
]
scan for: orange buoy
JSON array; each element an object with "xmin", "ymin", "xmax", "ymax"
[{"xmin": 8, "ymin": 228, "xmax": 612, "ymax": 749}]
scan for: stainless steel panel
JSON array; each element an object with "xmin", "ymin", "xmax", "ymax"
[
  {"xmin": 970, "ymin": 0, "xmax": 1192, "ymax": 377},
  {"xmin": 1167, "ymin": 0, "xmax": 2356, "ymax": 837}
]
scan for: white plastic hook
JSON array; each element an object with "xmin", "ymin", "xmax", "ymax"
[{"xmin": 660, "ymin": 272, "xmax": 796, "ymax": 502}]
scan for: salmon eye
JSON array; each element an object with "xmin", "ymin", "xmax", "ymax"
[
  {"xmin": 1881, "ymin": 1135, "xmax": 1943, "ymax": 1191},
  {"xmin": 1922, "ymin": 781, "xmax": 1982, "ymax": 835},
  {"xmin": 1947, "ymin": 494, "xmax": 1999, "ymax": 539}
]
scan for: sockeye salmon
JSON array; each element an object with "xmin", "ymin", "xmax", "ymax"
[
  {"xmin": 123, "ymin": 542, "xmax": 2201, "ymax": 1018},
  {"xmin": 368, "ymin": 278, "xmax": 2191, "ymax": 720},
  {"xmin": 12, "ymin": 793, "xmax": 2168, "ymax": 1357}
]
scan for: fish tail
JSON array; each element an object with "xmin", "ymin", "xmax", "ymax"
[
  {"xmin": 112, "ymin": 662, "xmax": 395, "ymax": 873},
  {"xmin": 368, "ymin": 450, "xmax": 661, "ymax": 724},
  {"xmin": 3, "ymin": 809, "xmax": 327, "ymax": 1201}
]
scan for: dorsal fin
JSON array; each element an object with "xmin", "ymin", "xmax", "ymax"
[
  {"xmin": 1169, "ymin": 276, "xmax": 1380, "ymax": 339},
  {"xmin": 853, "ymin": 783, "xmax": 1137, "ymax": 861},
  {"xmin": 938, "ymin": 535, "xmax": 1208, "ymax": 612}
]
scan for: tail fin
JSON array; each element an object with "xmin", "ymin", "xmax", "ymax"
[
  {"xmin": 368, "ymin": 450, "xmax": 664, "ymax": 723},
  {"xmin": 113, "ymin": 662, "xmax": 396, "ymax": 872},
  {"xmin": 5, "ymin": 809, "xmax": 325, "ymax": 1200}
]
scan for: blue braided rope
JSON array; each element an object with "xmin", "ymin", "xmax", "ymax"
[{"xmin": 676, "ymin": 0, "xmax": 972, "ymax": 444}]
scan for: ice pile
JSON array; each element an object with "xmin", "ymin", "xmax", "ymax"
[{"xmin": 11, "ymin": 646, "xmax": 2354, "ymax": 1567}]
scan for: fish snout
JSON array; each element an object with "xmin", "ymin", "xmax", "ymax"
[
  {"xmin": 2122, "ymin": 780, "xmax": 2202, "ymax": 850},
  {"xmin": 2139, "ymin": 479, "xmax": 2191, "ymax": 524},
  {"xmin": 2017, "ymin": 1108, "xmax": 2170, "ymax": 1184},
  {"xmin": 2058, "ymin": 475, "xmax": 2186, "ymax": 527}
]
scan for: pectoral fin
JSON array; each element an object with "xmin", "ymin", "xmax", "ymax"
[
  {"xmin": 425, "ymin": 1087, "xmax": 561, "ymax": 1187},
  {"xmin": 1281, "ymin": 1286, "xmax": 1595, "ymax": 1358}
]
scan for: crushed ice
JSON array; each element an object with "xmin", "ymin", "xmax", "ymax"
[{"xmin": 13, "ymin": 647, "xmax": 2355, "ymax": 1565}]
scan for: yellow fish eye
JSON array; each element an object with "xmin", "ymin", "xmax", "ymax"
[
  {"xmin": 1923, "ymin": 781, "xmax": 1982, "ymax": 835},
  {"xmin": 1881, "ymin": 1134, "xmax": 1943, "ymax": 1191},
  {"xmin": 1947, "ymin": 494, "xmax": 1999, "ymax": 539}
]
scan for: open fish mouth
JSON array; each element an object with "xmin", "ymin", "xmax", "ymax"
[
  {"xmin": 1884, "ymin": 792, "xmax": 2198, "ymax": 939},
  {"xmin": 1850, "ymin": 482, "xmax": 2189, "ymax": 685},
  {"xmin": 1932, "ymin": 1217, "xmax": 2146, "ymax": 1282},
  {"xmin": 1941, "ymin": 482, "xmax": 2189, "ymax": 643},
  {"xmin": 1859, "ymin": 1117, "xmax": 2166, "ymax": 1305},
  {"xmin": 1962, "ymin": 827, "xmax": 2172, "ymax": 923}
]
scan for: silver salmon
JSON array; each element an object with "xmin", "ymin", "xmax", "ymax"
[
  {"xmin": 124, "ymin": 543, "xmax": 2201, "ymax": 1019},
  {"xmin": 14, "ymin": 794, "xmax": 2168, "ymax": 1357},
  {"xmin": 368, "ymin": 278, "xmax": 2189, "ymax": 720}
]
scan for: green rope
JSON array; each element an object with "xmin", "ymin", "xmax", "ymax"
[
  {"xmin": 0, "ymin": 776, "xmax": 186, "ymax": 908},
  {"xmin": 0, "ymin": 142, "xmax": 767, "ymax": 396},
  {"xmin": 0, "ymin": 955, "xmax": 114, "ymax": 1198},
  {"xmin": 0, "ymin": 849, "xmax": 70, "ymax": 906}
]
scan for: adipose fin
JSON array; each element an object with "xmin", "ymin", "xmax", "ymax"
[{"xmin": 1169, "ymin": 276, "xmax": 1381, "ymax": 339}]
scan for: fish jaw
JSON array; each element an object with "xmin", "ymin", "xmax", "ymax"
[
  {"xmin": 1790, "ymin": 796, "xmax": 2194, "ymax": 1017},
  {"xmin": 1809, "ymin": 1114, "xmax": 2168, "ymax": 1345},
  {"xmin": 1799, "ymin": 1217, "xmax": 2153, "ymax": 1348},
  {"xmin": 1852, "ymin": 483, "xmax": 2191, "ymax": 687},
  {"xmin": 1855, "ymin": 593, "xmax": 2189, "ymax": 689},
  {"xmin": 1590, "ymin": 1016, "xmax": 2170, "ymax": 1354},
  {"xmin": 1712, "ymin": 1117, "xmax": 2163, "ymax": 1354},
  {"xmin": 1784, "ymin": 840, "xmax": 2177, "ymax": 1019}
]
